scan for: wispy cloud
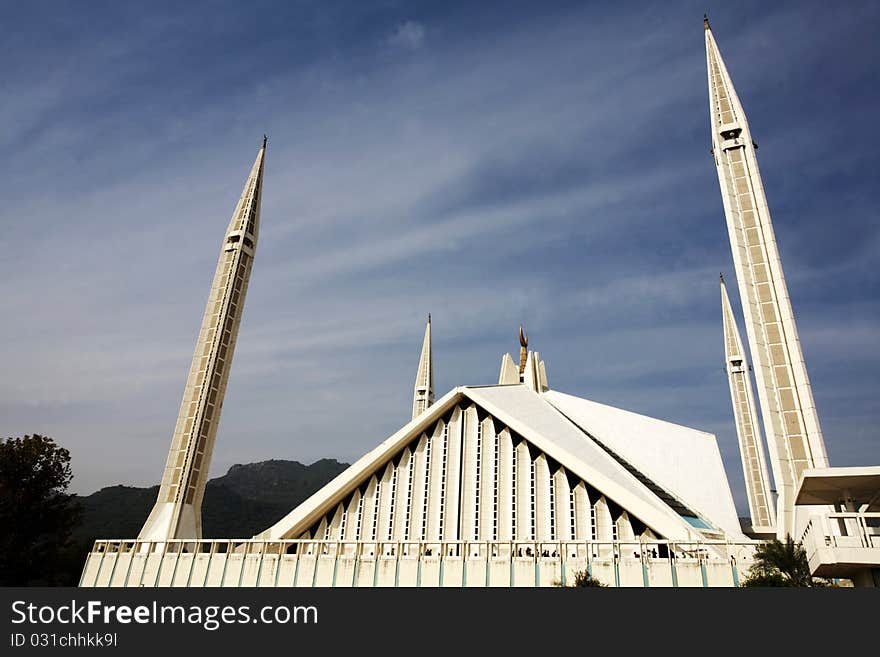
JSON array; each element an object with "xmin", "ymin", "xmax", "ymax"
[
  {"xmin": 387, "ymin": 20, "xmax": 425, "ymax": 50},
  {"xmin": 1, "ymin": 1, "xmax": 877, "ymax": 514}
]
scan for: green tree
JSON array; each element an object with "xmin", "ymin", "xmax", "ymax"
[
  {"xmin": 741, "ymin": 536, "xmax": 823, "ymax": 587},
  {"xmin": 0, "ymin": 434, "xmax": 82, "ymax": 585}
]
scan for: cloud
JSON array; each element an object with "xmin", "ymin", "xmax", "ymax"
[
  {"xmin": 387, "ymin": 20, "xmax": 425, "ymax": 50},
  {"xmin": 1, "ymin": 0, "xmax": 878, "ymax": 517}
]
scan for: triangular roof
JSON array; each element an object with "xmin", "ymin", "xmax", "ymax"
[
  {"xmin": 543, "ymin": 390, "xmax": 742, "ymax": 536},
  {"xmin": 257, "ymin": 384, "xmax": 743, "ymax": 541}
]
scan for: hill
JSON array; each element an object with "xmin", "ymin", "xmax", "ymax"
[{"xmin": 63, "ymin": 458, "xmax": 349, "ymax": 583}]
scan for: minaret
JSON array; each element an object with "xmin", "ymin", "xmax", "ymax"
[
  {"xmin": 705, "ymin": 19, "xmax": 828, "ymax": 537},
  {"xmin": 721, "ymin": 274, "xmax": 776, "ymax": 532},
  {"xmin": 139, "ymin": 137, "xmax": 267, "ymax": 540},
  {"xmin": 412, "ymin": 314, "xmax": 434, "ymax": 420}
]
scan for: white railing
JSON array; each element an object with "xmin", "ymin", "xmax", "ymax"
[
  {"xmin": 80, "ymin": 538, "xmax": 759, "ymax": 588},
  {"xmin": 83, "ymin": 538, "xmax": 756, "ymax": 559},
  {"xmin": 800, "ymin": 512, "xmax": 880, "ymax": 551}
]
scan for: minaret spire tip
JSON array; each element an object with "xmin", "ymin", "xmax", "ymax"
[
  {"xmin": 412, "ymin": 311, "xmax": 434, "ymax": 420},
  {"xmin": 262, "ymin": 134, "xmax": 267, "ymax": 149},
  {"xmin": 704, "ymin": 13, "xmax": 711, "ymax": 30}
]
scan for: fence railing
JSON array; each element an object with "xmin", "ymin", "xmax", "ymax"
[
  {"xmin": 84, "ymin": 538, "xmax": 758, "ymax": 557},
  {"xmin": 80, "ymin": 538, "xmax": 759, "ymax": 588},
  {"xmin": 801, "ymin": 512, "xmax": 880, "ymax": 552}
]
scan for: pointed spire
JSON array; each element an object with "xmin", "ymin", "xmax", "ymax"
[
  {"xmin": 139, "ymin": 139, "xmax": 268, "ymax": 540},
  {"xmin": 498, "ymin": 353, "xmax": 519, "ymax": 385},
  {"xmin": 412, "ymin": 314, "xmax": 434, "ymax": 420},
  {"xmin": 707, "ymin": 22, "xmax": 827, "ymax": 538},
  {"xmin": 223, "ymin": 136, "xmax": 267, "ymax": 246},
  {"xmin": 703, "ymin": 13, "xmax": 710, "ymax": 30},
  {"xmin": 721, "ymin": 276, "xmax": 776, "ymax": 531},
  {"xmin": 720, "ymin": 276, "xmax": 739, "ymax": 357},
  {"xmin": 518, "ymin": 325, "xmax": 529, "ymax": 376},
  {"xmin": 523, "ymin": 350, "xmax": 539, "ymax": 391},
  {"xmin": 538, "ymin": 357, "xmax": 549, "ymax": 391},
  {"xmin": 705, "ymin": 18, "xmax": 748, "ymax": 137},
  {"xmin": 521, "ymin": 351, "xmax": 550, "ymax": 393}
]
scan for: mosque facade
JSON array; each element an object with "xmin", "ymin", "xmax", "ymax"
[{"xmin": 78, "ymin": 20, "xmax": 879, "ymax": 588}]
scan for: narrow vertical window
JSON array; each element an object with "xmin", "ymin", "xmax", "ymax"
[
  {"xmin": 404, "ymin": 457, "xmax": 414, "ymax": 539},
  {"xmin": 421, "ymin": 437, "xmax": 432, "ymax": 540},
  {"xmin": 511, "ymin": 444, "xmax": 517, "ymax": 538},
  {"xmin": 474, "ymin": 422, "xmax": 482, "ymax": 540},
  {"xmin": 387, "ymin": 467, "xmax": 398, "ymax": 541},
  {"xmin": 530, "ymin": 458, "xmax": 536, "ymax": 541},
  {"xmin": 371, "ymin": 482, "xmax": 381, "ymax": 541},
  {"xmin": 355, "ymin": 495, "xmax": 365, "ymax": 539},
  {"xmin": 493, "ymin": 433, "xmax": 499, "ymax": 541},
  {"xmin": 438, "ymin": 424, "xmax": 449, "ymax": 538}
]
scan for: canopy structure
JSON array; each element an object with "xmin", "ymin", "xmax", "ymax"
[{"xmin": 795, "ymin": 468, "xmax": 880, "ymax": 508}]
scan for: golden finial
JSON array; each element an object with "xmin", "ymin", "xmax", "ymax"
[{"xmin": 518, "ymin": 325, "xmax": 529, "ymax": 375}]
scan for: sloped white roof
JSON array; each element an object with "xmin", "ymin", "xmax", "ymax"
[
  {"xmin": 543, "ymin": 390, "xmax": 743, "ymax": 537},
  {"xmin": 258, "ymin": 384, "xmax": 741, "ymax": 541},
  {"xmin": 463, "ymin": 386, "xmax": 712, "ymax": 540},
  {"xmin": 257, "ymin": 387, "xmax": 466, "ymax": 540}
]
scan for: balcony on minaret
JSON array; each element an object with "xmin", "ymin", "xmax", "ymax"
[
  {"xmin": 727, "ymin": 356, "xmax": 746, "ymax": 374},
  {"xmin": 224, "ymin": 229, "xmax": 255, "ymax": 255},
  {"xmin": 718, "ymin": 123, "xmax": 744, "ymax": 151}
]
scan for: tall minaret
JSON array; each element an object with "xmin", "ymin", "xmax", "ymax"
[
  {"xmin": 140, "ymin": 137, "xmax": 267, "ymax": 540},
  {"xmin": 705, "ymin": 18, "xmax": 828, "ymax": 537},
  {"xmin": 411, "ymin": 314, "xmax": 434, "ymax": 420},
  {"xmin": 721, "ymin": 274, "xmax": 776, "ymax": 532}
]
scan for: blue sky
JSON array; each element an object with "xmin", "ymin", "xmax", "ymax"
[{"xmin": 1, "ymin": 0, "xmax": 877, "ymax": 517}]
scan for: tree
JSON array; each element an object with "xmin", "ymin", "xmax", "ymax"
[
  {"xmin": 0, "ymin": 434, "xmax": 82, "ymax": 585},
  {"xmin": 741, "ymin": 536, "xmax": 825, "ymax": 587},
  {"xmin": 556, "ymin": 568, "xmax": 608, "ymax": 587}
]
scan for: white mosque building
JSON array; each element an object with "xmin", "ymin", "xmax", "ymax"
[{"xmin": 79, "ymin": 18, "xmax": 880, "ymax": 588}]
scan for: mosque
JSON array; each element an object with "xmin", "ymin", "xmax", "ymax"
[{"xmin": 79, "ymin": 19, "xmax": 880, "ymax": 588}]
